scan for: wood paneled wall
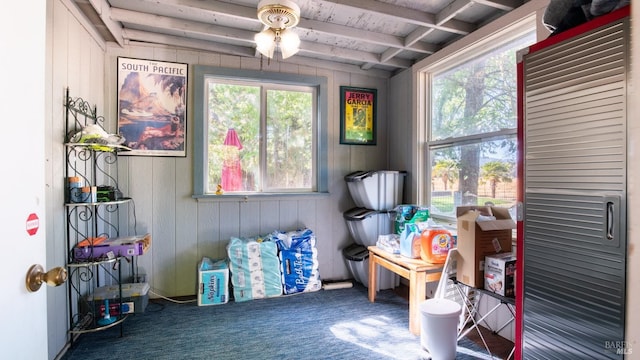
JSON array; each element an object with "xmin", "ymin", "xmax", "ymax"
[
  {"xmin": 47, "ymin": 3, "xmax": 391, "ymax": 357},
  {"xmin": 101, "ymin": 44, "xmax": 391, "ymax": 297},
  {"xmin": 47, "ymin": 1, "xmax": 108, "ymax": 358}
]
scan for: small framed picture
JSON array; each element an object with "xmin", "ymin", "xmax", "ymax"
[
  {"xmin": 117, "ymin": 57, "xmax": 188, "ymax": 156},
  {"xmin": 339, "ymin": 86, "xmax": 377, "ymax": 145}
]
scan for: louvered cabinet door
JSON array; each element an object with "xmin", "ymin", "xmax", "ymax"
[{"xmin": 521, "ymin": 16, "xmax": 628, "ymax": 360}]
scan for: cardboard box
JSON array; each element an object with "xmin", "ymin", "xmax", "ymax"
[
  {"xmin": 456, "ymin": 206, "xmax": 515, "ymax": 287},
  {"xmin": 484, "ymin": 252, "xmax": 516, "ymax": 297},
  {"xmin": 198, "ymin": 257, "xmax": 229, "ymax": 306}
]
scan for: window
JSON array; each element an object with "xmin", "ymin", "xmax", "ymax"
[
  {"xmin": 193, "ymin": 66, "xmax": 328, "ymax": 197},
  {"xmin": 424, "ymin": 31, "xmax": 536, "ymax": 219}
]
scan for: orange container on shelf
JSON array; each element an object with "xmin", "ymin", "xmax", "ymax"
[{"xmin": 419, "ymin": 227, "xmax": 454, "ymax": 264}]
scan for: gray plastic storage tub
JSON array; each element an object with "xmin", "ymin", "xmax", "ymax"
[
  {"xmin": 343, "ymin": 207, "xmax": 395, "ymax": 247},
  {"xmin": 342, "ymin": 243, "xmax": 399, "ymax": 290},
  {"xmin": 345, "ymin": 170, "xmax": 407, "ymax": 211}
]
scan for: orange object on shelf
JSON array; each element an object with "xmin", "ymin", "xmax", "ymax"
[
  {"xmin": 419, "ymin": 228, "xmax": 454, "ymax": 264},
  {"xmin": 77, "ymin": 236, "xmax": 108, "ymax": 247}
]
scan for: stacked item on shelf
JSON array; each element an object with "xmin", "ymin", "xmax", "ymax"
[
  {"xmin": 72, "ymin": 233, "xmax": 151, "ymax": 261},
  {"xmin": 342, "ymin": 170, "xmax": 406, "ymax": 290},
  {"xmin": 271, "ymin": 228, "xmax": 322, "ymax": 294},
  {"xmin": 226, "ymin": 236, "xmax": 283, "ymax": 302},
  {"xmin": 82, "ymin": 282, "xmax": 150, "ymax": 317},
  {"xmin": 394, "ymin": 205, "xmax": 430, "ymax": 235},
  {"xmin": 376, "ymin": 233, "xmax": 400, "ymax": 254}
]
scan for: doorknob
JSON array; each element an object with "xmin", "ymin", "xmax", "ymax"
[{"xmin": 26, "ymin": 264, "xmax": 67, "ymax": 292}]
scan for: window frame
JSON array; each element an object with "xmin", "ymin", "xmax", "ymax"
[
  {"xmin": 192, "ymin": 65, "xmax": 328, "ymax": 199},
  {"xmin": 417, "ymin": 17, "xmax": 537, "ymax": 222}
]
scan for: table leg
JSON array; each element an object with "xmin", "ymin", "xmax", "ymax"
[
  {"xmin": 409, "ymin": 270, "xmax": 426, "ymax": 336},
  {"xmin": 368, "ymin": 251, "xmax": 377, "ymax": 302}
]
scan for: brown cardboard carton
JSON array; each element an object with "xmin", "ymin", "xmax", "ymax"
[
  {"xmin": 456, "ymin": 206, "xmax": 516, "ymax": 287},
  {"xmin": 484, "ymin": 252, "xmax": 516, "ymax": 297}
]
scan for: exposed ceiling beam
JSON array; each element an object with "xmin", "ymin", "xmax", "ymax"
[
  {"xmin": 110, "ymin": 0, "xmax": 257, "ymax": 24},
  {"xmin": 299, "ymin": 18, "xmax": 435, "ymax": 55},
  {"xmin": 299, "ymin": 42, "xmax": 412, "ymax": 68},
  {"xmin": 473, "ymin": 0, "xmax": 519, "ymax": 11},
  {"xmin": 74, "ymin": 0, "xmax": 518, "ymax": 74},
  {"xmin": 329, "ymin": 0, "xmax": 475, "ymax": 70},
  {"xmin": 399, "ymin": 0, "xmax": 475, "ymax": 52},
  {"xmin": 438, "ymin": 0, "xmax": 476, "ymax": 25},
  {"xmin": 74, "ymin": 0, "xmax": 123, "ymax": 46},
  {"xmin": 112, "ymin": 9, "xmax": 411, "ymax": 69},
  {"xmin": 373, "ymin": 26, "xmax": 438, "ymax": 67},
  {"xmin": 110, "ymin": 1, "xmax": 436, "ymax": 66},
  {"xmin": 374, "ymin": 0, "xmax": 477, "ymax": 69},
  {"xmin": 122, "ymin": 28, "xmax": 255, "ymax": 57},
  {"xmin": 122, "ymin": 29, "xmax": 393, "ymax": 79},
  {"xmin": 322, "ymin": 0, "xmax": 476, "ymax": 35},
  {"xmin": 111, "ymin": 8, "xmax": 256, "ymax": 44}
]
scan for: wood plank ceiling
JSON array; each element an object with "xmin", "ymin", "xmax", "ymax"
[{"xmin": 74, "ymin": 0, "xmax": 524, "ymax": 77}]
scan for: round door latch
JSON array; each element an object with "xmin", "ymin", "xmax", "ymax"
[{"xmin": 26, "ymin": 264, "xmax": 67, "ymax": 292}]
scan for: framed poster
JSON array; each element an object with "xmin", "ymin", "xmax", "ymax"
[
  {"xmin": 339, "ymin": 86, "xmax": 377, "ymax": 145},
  {"xmin": 117, "ymin": 57, "xmax": 188, "ymax": 156}
]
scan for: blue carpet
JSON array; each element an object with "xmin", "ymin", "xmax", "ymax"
[{"xmin": 61, "ymin": 284, "xmax": 495, "ymax": 360}]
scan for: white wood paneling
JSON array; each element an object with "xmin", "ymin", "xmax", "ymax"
[
  {"xmin": 97, "ymin": 42, "xmax": 390, "ymax": 297},
  {"xmin": 172, "ymin": 45, "xmax": 200, "ymax": 294},
  {"xmin": 49, "ymin": 0, "xmax": 390, "ymax": 313},
  {"xmin": 152, "ymin": 158, "xmax": 177, "ymax": 294},
  {"xmin": 389, "ymin": 68, "xmax": 413, "ymax": 203},
  {"xmin": 126, "ymin": 156, "xmax": 155, "ymax": 283},
  {"xmin": 259, "ymin": 200, "xmax": 280, "ymax": 235},
  {"xmin": 196, "ymin": 202, "xmax": 220, "ymax": 258},
  {"xmin": 47, "ymin": 1, "xmax": 111, "ymax": 358},
  {"xmin": 220, "ymin": 202, "xmax": 241, "ymax": 249}
]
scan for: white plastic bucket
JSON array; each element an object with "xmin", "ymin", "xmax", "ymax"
[{"xmin": 419, "ymin": 298, "xmax": 462, "ymax": 360}]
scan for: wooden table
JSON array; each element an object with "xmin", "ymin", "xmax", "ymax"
[{"xmin": 367, "ymin": 246, "xmax": 444, "ymax": 335}]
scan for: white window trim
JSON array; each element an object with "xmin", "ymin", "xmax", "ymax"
[{"xmin": 413, "ymin": 5, "xmax": 540, "ymax": 218}]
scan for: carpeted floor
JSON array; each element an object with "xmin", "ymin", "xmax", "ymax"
[{"xmin": 61, "ymin": 284, "xmax": 503, "ymax": 360}]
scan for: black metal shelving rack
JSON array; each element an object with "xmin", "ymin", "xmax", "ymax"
[{"xmin": 63, "ymin": 88, "xmax": 132, "ymax": 341}]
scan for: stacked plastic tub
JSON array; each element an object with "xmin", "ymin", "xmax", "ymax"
[{"xmin": 343, "ymin": 170, "xmax": 406, "ymax": 290}]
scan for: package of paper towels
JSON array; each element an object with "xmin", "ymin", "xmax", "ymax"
[
  {"xmin": 272, "ymin": 228, "xmax": 322, "ymax": 294},
  {"xmin": 227, "ymin": 236, "xmax": 283, "ymax": 302}
]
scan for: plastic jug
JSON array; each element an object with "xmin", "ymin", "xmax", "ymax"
[{"xmin": 419, "ymin": 227, "xmax": 453, "ymax": 264}]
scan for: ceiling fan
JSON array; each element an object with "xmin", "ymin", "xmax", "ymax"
[{"xmin": 254, "ymin": 0, "xmax": 301, "ymax": 59}]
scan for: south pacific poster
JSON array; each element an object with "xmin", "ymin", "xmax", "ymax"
[{"xmin": 117, "ymin": 57, "xmax": 188, "ymax": 156}]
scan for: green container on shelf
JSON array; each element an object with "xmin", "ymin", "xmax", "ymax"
[{"xmin": 394, "ymin": 205, "xmax": 429, "ymax": 234}]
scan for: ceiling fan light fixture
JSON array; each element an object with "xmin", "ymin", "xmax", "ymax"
[
  {"xmin": 257, "ymin": 0, "xmax": 300, "ymax": 30},
  {"xmin": 279, "ymin": 29, "xmax": 300, "ymax": 59},
  {"xmin": 255, "ymin": 0, "xmax": 301, "ymax": 60},
  {"xmin": 254, "ymin": 28, "xmax": 277, "ymax": 58}
]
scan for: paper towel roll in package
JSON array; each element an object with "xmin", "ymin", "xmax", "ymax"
[
  {"xmin": 227, "ymin": 236, "xmax": 283, "ymax": 302},
  {"xmin": 273, "ymin": 228, "xmax": 322, "ymax": 294}
]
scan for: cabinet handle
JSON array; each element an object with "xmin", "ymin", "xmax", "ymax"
[{"xmin": 606, "ymin": 201, "xmax": 615, "ymax": 241}]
